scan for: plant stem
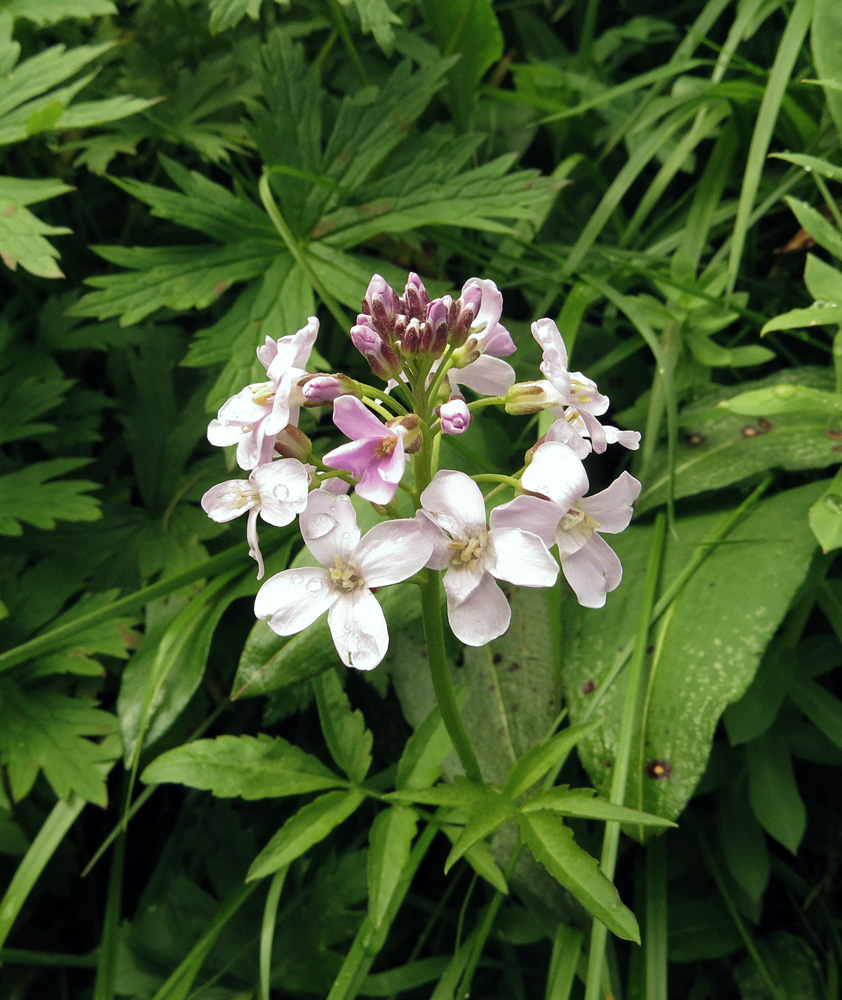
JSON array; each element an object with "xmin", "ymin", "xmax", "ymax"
[{"xmin": 418, "ymin": 571, "xmax": 484, "ymax": 784}]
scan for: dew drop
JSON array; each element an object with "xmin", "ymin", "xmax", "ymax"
[
  {"xmin": 271, "ymin": 484, "xmax": 290, "ymax": 501},
  {"xmin": 308, "ymin": 513, "xmax": 335, "ymax": 537},
  {"xmin": 774, "ymin": 384, "xmax": 797, "ymax": 399},
  {"xmin": 305, "ymin": 576, "xmax": 323, "ymax": 592}
]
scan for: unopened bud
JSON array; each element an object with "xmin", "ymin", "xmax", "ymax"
[
  {"xmin": 388, "ymin": 413, "xmax": 422, "ymax": 453},
  {"xmin": 438, "ymin": 396, "xmax": 471, "ymax": 436},
  {"xmin": 273, "ymin": 424, "xmax": 313, "ymax": 461},
  {"xmin": 401, "ymin": 317, "xmax": 423, "ymax": 355},
  {"xmin": 301, "ymin": 373, "xmax": 355, "ymax": 405},
  {"xmin": 351, "ymin": 321, "xmax": 402, "ymax": 380},
  {"xmin": 450, "ymin": 286, "xmax": 481, "ymax": 347},
  {"xmin": 363, "ymin": 274, "xmax": 400, "ymax": 336},
  {"xmin": 426, "ymin": 299, "xmax": 449, "ymax": 355},
  {"xmin": 450, "ymin": 337, "xmax": 482, "ymax": 369},
  {"xmin": 402, "ymin": 272, "xmax": 429, "ymax": 320},
  {"xmin": 504, "ymin": 379, "xmax": 565, "ymax": 415}
]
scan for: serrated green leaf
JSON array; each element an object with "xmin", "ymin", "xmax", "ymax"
[
  {"xmin": 746, "ymin": 731, "xmax": 805, "ymax": 852},
  {"xmin": 516, "ymin": 811, "xmax": 640, "ymax": 942},
  {"xmin": 385, "ymin": 781, "xmax": 486, "ymax": 808},
  {"xmin": 0, "ymin": 371, "xmax": 72, "ymax": 445},
  {"xmin": 0, "ymin": 680, "xmax": 118, "ymax": 805},
  {"xmin": 209, "ymin": 0, "xmax": 262, "ymax": 32},
  {"xmin": 337, "ymin": 0, "xmax": 401, "ymax": 52},
  {"xmin": 395, "ymin": 702, "xmax": 455, "ymax": 792},
  {"xmin": 2, "ymin": 0, "xmax": 116, "ymax": 24},
  {"xmin": 0, "ymin": 459, "xmax": 100, "ymax": 535},
  {"xmin": 248, "ymin": 788, "xmax": 366, "ymax": 880},
  {"xmin": 505, "ymin": 724, "xmax": 600, "ymax": 800},
  {"xmin": 444, "ymin": 793, "xmax": 516, "ymax": 873},
  {"xmin": 521, "ymin": 788, "xmax": 675, "ymax": 827},
  {"xmin": 0, "ymin": 194, "xmax": 70, "ymax": 278},
  {"xmin": 314, "ymin": 670, "xmax": 372, "ymax": 785},
  {"xmin": 141, "ymin": 734, "xmax": 345, "ymax": 799},
  {"xmin": 25, "ymin": 99, "xmax": 63, "ymax": 135},
  {"xmin": 367, "ymin": 805, "xmax": 418, "ymax": 927},
  {"xmin": 440, "ymin": 821, "xmax": 508, "ymax": 894}
]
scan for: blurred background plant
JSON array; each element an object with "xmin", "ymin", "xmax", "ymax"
[{"xmin": 0, "ymin": 0, "xmax": 841, "ymax": 997}]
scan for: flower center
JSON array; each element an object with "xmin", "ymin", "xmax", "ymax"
[
  {"xmin": 560, "ymin": 507, "xmax": 598, "ymax": 535},
  {"xmin": 222, "ymin": 481, "xmax": 259, "ymax": 513},
  {"xmin": 329, "ymin": 554, "xmax": 364, "ymax": 591},
  {"xmin": 448, "ymin": 528, "xmax": 489, "ymax": 569},
  {"xmin": 374, "ymin": 435, "xmax": 397, "ymax": 458},
  {"xmin": 251, "ymin": 382, "xmax": 275, "ymax": 406}
]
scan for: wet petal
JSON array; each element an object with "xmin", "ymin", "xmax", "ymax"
[
  {"xmin": 207, "ymin": 418, "xmax": 247, "ymax": 448},
  {"xmin": 254, "ymin": 567, "xmax": 336, "ymax": 633},
  {"xmin": 328, "ymin": 588, "xmax": 388, "ymax": 670},
  {"xmin": 252, "ymin": 459, "xmax": 310, "ymax": 526},
  {"xmin": 487, "ymin": 527, "xmax": 558, "ymax": 588},
  {"xmin": 219, "ymin": 384, "xmax": 273, "ymax": 425},
  {"xmin": 446, "ymin": 571, "xmax": 511, "ymax": 646},
  {"xmin": 246, "ymin": 507, "xmax": 266, "ymax": 580},
  {"xmin": 201, "ymin": 480, "xmax": 257, "ymax": 522},
  {"xmin": 300, "ymin": 491, "xmax": 360, "ymax": 565},
  {"xmin": 356, "ymin": 519, "xmax": 434, "ymax": 587},
  {"xmin": 420, "ymin": 470, "xmax": 487, "ymax": 539},
  {"xmin": 561, "ymin": 533, "xmax": 623, "ymax": 609}
]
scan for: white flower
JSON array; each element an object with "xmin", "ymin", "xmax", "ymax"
[
  {"xmin": 254, "ymin": 492, "xmax": 433, "ymax": 670},
  {"xmin": 201, "ymin": 459, "xmax": 310, "ymax": 579},
  {"xmin": 418, "ymin": 470, "xmax": 558, "ymax": 646},
  {"xmin": 207, "ymin": 317, "xmax": 319, "ymax": 469}
]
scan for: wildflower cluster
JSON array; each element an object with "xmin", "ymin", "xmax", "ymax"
[{"xmin": 202, "ymin": 274, "xmax": 641, "ymax": 670}]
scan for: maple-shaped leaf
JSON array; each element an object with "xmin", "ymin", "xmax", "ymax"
[
  {"xmin": 0, "ymin": 458, "xmax": 100, "ymax": 535},
  {"xmin": 0, "ymin": 679, "xmax": 119, "ymax": 805}
]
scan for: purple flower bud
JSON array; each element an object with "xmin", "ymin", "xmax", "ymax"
[
  {"xmin": 351, "ymin": 322, "xmax": 402, "ymax": 379},
  {"xmin": 273, "ymin": 425, "xmax": 313, "ymax": 461},
  {"xmin": 402, "ymin": 272, "xmax": 429, "ymax": 320},
  {"xmin": 425, "ymin": 299, "xmax": 449, "ymax": 355},
  {"xmin": 439, "ymin": 396, "xmax": 472, "ymax": 436},
  {"xmin": 301, "ymin": 374, "xmax": 355, "ymax": 405},
  {"xmin": 401, "ymin": 317, "xmax": 423, "ymax": 355},
  {"xmin": 364, "ymin": 274, "xmax": 400, "ymax": 336},
  {"xmin": 445, "ymin": 295, "xmax": 460, "ymax": 330}
]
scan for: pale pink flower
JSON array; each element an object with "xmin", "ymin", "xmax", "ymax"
[
  {"xmin": 495, "ymin": 441, "xmax": 640, "ymax": 608},
  {"xmin": 322, "ymin": 396, "xmax": 409, "ymax": 505},
  {"xmin": 254, "ymin": 492, "xmax": 433, "ymax": 670},
  {"xmin": 438, "ymin": 396, "xmax": 471, "ymax": 435},
  {"xmin": 445, "ymin": 279, "xmax": 516, "ymax": 396},
  {"xmin": 207, "ymin": 317, "xmax": 319, "ymax": 469},
  {"xmin": 418, "ymin": 471, "xmax": 558, "ymax": 646},
  {"xmin": 201, "ymin": 459, "xmax": 311, "ymax": 579}
]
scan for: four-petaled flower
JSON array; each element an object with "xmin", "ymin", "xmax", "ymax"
[
  {"xmin": 207, "ymin": 317, "xmax": 318, "ymax": 469},
  {"xmin": 418, "ymin": 470, "xmax": 558, "ymax": 646},
  {"xmin": 254, "ymin": 491, "xmax": 433, "ymax": 670},
  {"xmin": 201, "ymin": 459, "xmax": 310, "ymax": 579},
  {"xmin": 493, "ymin": 441, "xmax": 641, "ymax": 608},
  {"xmin": 322, "ymin": 395, "xmax": 410, "ymax": 505}
]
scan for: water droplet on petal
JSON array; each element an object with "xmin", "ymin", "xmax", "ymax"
[
  {"xmin": 308, "ymin": 513, "xmax": 335, "ymax": 537},
  {"xmin": 272, "ymin": 484, "xmax": 290, "ymax": 501},
  {"xmin": 306, "ymin": 576, "xmax": 323, "ymax": 592}
]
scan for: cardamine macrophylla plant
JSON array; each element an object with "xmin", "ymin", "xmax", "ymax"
[{"xmin": 201, "ymin": 271, "xmax": 641, "ymax": 786}]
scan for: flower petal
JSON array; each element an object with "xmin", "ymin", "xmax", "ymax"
[
  {"xmin": 218, "ymin": 384, "xmax": 273, "ymax": 425},
  {"xmin": 201, "ymin": 480, "xmax": 257, "ymax": 522},
  {"xmin": 356, "ymin": 519, "xmax": 434, "ymax": 587},
  {"xmin": 300, "ymin": 491, "xmax": 360, "ymax": 565},
  {"xmin": 254, "ymin": 566, "xmax": 337, "ymax": 633},
  {"xmin": 322, "ymin": 437, "xmax": 379, "ymax": 479},
  {"xmin": 561, "ymin": 533, "xmax": 623, "ymax": 608},
  {"xmin": 331, "ymin": 395, "xmax": 389, "ymax": 440},
  {"xmin": 246, "ymin": 507, "xmax": 265, "ymax": 580},
  {"xmin": 328, "ymin": 588, "xmax": 388, "ymax": 670},
  {"xmin": 207, "ymin": 419, "xmax": 247, "ymax": 447},
  {"xmin": 252, "ymin": 459, "xmax": 310, "ymax": 526},
  {"xmin": 545, "ymin": 417, "xmax": 592, "ymax": 458},
  {"xmin": 579, "ymin": 471, "xmax": 641, "ymax": 534},
  {"xmin": 521, "ymin": 441, "xmax": 589, "ymax": 507},
  {"xmin": 487, "ymin": 527, "xmax": 558, "ymax": 588},
  {"xmin": 453, "ymin": 355, "xmax": 515, "ymax": 395},
  {"xmin": 490, "ymin": 495, "xmax": 561, "ymax": 547},
  {"xmin": 420, "ymin": 470, "xmax": 487, "ymax": 539},
  {"xmin": 446, "ymin": 571, "xmax": 512, "ymax": 646},
  {"xmin": 605, "ymin": 425, "xmax": 641, "ymax": 450},
  {"xmin": 443, "ymin": 562, "xmax": 486, "ymax": 605}
]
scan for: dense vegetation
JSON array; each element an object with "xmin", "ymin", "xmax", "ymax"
[{"xmin": 1, "ymin": 0, "xmax": 841, "ymax": 997}]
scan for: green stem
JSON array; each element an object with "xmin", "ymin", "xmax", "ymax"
[{"xmin": 418, "ymin": 571, "xmax": 484, "ymax": 784}]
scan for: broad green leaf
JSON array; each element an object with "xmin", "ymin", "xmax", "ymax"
[
  {"xmin": 637, "ymin": 370, "xmax": 840, "ymax": 512},
  {"xmin": 719, "ymin": 384, "xmax": 842, "ymax": 418},
  {"xmin": 804, "ymin": 253, "xmax": 842, "ymax": 302},
  {"xmin": 2, "ymin": 0, "xmax": 116, "ymax": 24},
  {"xmin": 521, "ymin": 788, "xmax": 675, "ymax": 828},
  {"xmin": 761, "ymin": 303, "xmax": 842, "ymax": 334},
  {"xmin": 248, "ymin": 789, "xmax": 366, "ymax": 880},
  {"xmin": 314, "ymin": 670, "xmax": 373, "ymax": 785},
  {"xmin": 808, "ymin": 468, "xmax": 842, "ymax": 552},
  {"xmin": 141, "ymin": 734, "xmax": 344, "ymax": 800},
  {"xmin": 505, "ymin": 724, "xmax": 600, "ymax": 799},
  {"xmin": 746, "ymin": 731, "xmax": 805, "ymax": 853},
  {"xmin": 812, "ymin": 0, "xmax": 842, "ymax": 142},
  {"xmin": 395, "ymin": 702, "xmax": 454, "ymax": 792},
  {"xmin": 516, "ymin": 812, "xmax": 640, "ymax": 943},
  {"xmin": 788, "ymin": 676, "xmax": 842, "ymax": 751},
  {"xmin": 367, "ymin": 805, "xmax": 418, "ymax": 927},
  {"xmin": 443, "ymin": 793, "xmax": 516, "ymax": 873},
  {"xmin": 668, "ymin": 897, "xmax": 741, "ymax": 961},
  {"xmin": 716, "ymin": 782, "xmax": 770, "ymax": 902},
  {"xmin": 723, "ymin": 641, "xmax": 793, "ymax": 745},
  {"xmin": 0, "ymin": 459, "xmax": 100, "ymax": 535},
  {"xmin": 233, "ymin": 582, "xmax": 423, "ymax": 698},
  {"xmin": 0, "ymin": 680, "xmax": 118, "ymax": 805},
  {"xmin": 563, "ymin": 482, "xmax": 823, "ymax": 826}
]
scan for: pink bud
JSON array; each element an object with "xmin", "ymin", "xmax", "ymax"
[
  {"xmin": 402, "ymin": 272, "xmax": 429, "ymax": 320},
  {"xmin": 351, "ymin": 321, "xmax": 402, "ymax": 379},
  {"xmin": 363, "ymin": 274, "xmax": 399, "ymax": 335},
  {"xmin": 439, "ymin": 397, "xmax": 472, "ymax": 435},
  {"xmin": 301, "ymin": 374, "xmax": 354, "ymax": 405}
]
